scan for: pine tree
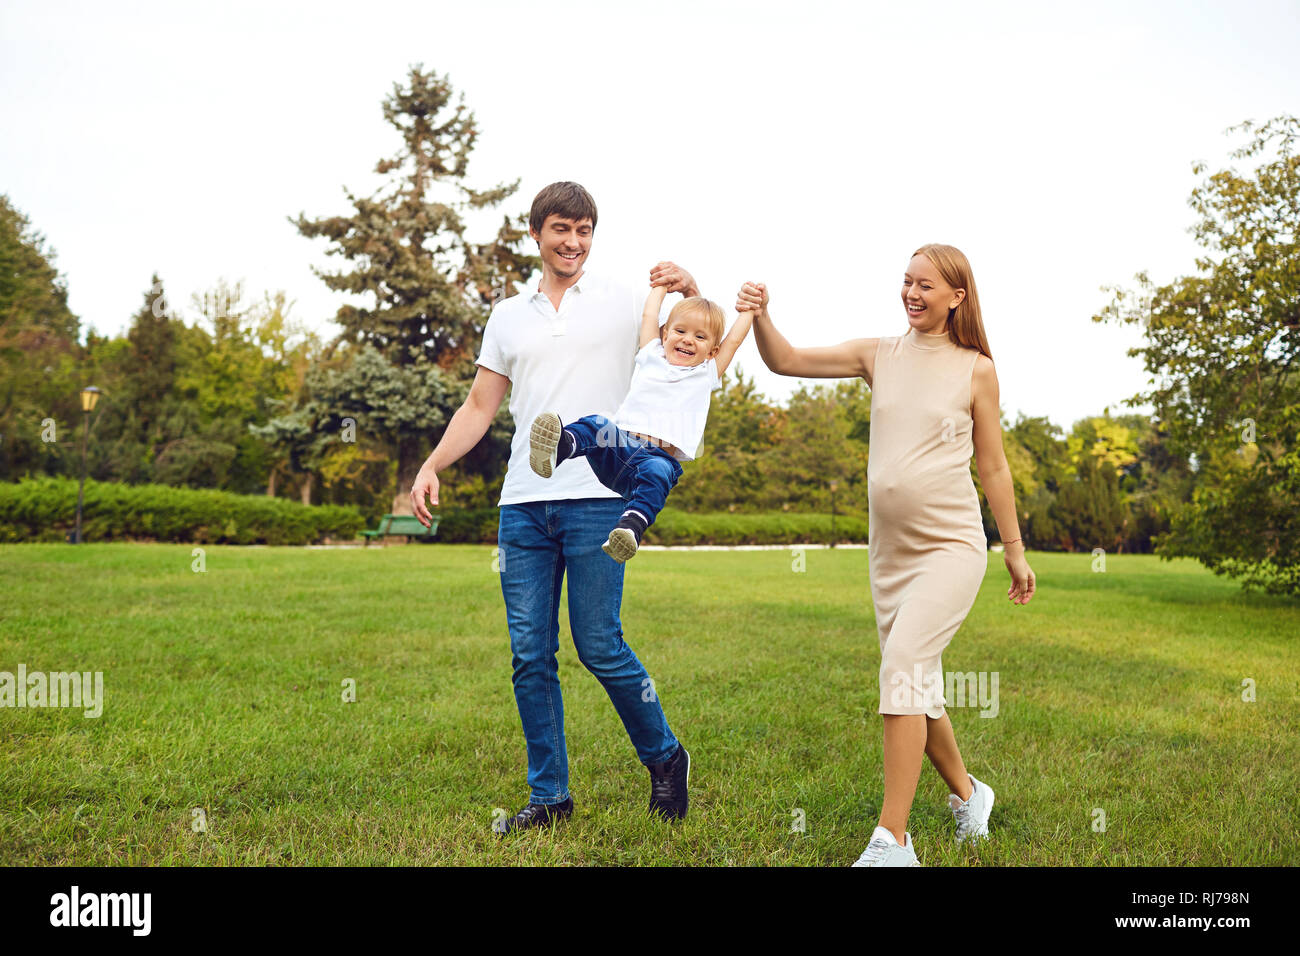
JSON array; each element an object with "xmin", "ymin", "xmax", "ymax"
[
  {"xmin": 291, "ymin": 65, "xmax": 536, "ymax": 511},
  {"xmin": 122, "ymin": 274, "xmax": 178, "ymax": 446}
]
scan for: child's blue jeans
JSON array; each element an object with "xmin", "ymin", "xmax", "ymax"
[{"xmin": 565, "ymin": 414, "xmax": 683, "ymax": 526}]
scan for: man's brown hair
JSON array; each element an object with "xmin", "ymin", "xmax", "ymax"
[{"xmin": 529, "ymin": 182, "xmax": 598, "ymax": 234}]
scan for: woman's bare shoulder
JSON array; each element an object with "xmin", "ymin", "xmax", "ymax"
[
  {"xmin": 971, "ymin": 352, "xmax": 998, "ymax": 407},
  {"xmin": 862, "ymin": 336, "xmax": 883, "ymax": 387}
]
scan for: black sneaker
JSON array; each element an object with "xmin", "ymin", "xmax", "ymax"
[
  {"xmin": 495, "ymin": 796, "xmax": 574, "ymax": 834},
  {"xmin": 647, "ymin": 744, "xmax": 690, "ymax": 820}
]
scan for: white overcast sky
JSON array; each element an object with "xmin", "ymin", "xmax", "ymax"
[{"xmin": 3, "ymin": 0, "xmax": 1298, "ymax": 433}]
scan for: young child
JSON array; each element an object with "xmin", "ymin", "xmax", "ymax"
[
  {"xmin": 740, "ymin": 244, "xmax": 1036, "ymax": 867},
  {"xmin": 528, "ymin": 283, "xmax": 753, "ymax": 562}
]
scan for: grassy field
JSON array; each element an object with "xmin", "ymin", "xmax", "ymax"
[{"xmin": 1, "ymin": 542, "xmax": 1296, "ymax": 866}]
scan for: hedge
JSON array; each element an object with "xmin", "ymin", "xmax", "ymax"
[
  {"xmin": 0, "ymin": 479, "xmax": 867, "ymax": 547},
  {"xmin": 0, "ymin": 477, "xmax": 366, "ymax": 545},
  {"xmin": 424, "ymin": 507, "xmax": 867, "ymax": 546},
  {"xmin": 432, "ymin": 507, "xmax": 501, "ymax": 544},
  {"xmin": 645, "ymin": 509, "xmax": 868, "ymax": 546}
]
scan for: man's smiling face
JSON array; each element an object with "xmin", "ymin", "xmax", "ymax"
[{"xmin": 530, "ymin": 214, "xmax": 593, "ymax": 280}]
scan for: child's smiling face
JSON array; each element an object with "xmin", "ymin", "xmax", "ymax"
[{"xmin": 661, "ymin": 312, "xmax": 719, "ymax": 367}]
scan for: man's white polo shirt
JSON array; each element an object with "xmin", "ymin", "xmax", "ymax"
[{"xmin": 475, "ymin": 271, "xmax": 647, "ymax": 506}]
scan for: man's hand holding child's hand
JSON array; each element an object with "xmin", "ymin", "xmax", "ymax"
[{"xmin": 650, "ymin": 261, "xmax": 700, "ymax": 298}]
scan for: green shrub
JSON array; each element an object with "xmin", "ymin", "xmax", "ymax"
[
  {"xmin": 0, "ymin": 481, "xmax": 869, "ymax": 548},
  {"xmin": 0, "ymin": 477, "xmax": 365, "ymax": 545},
  {"xmin": 644, "ymin": 509, "xmax": 868, "ymax": 546},
  {"xmin": 408, "ymin": 506, "xmax": 868, "ymax": 546},
  {"xmin": 433, "ymin": 507, "xmax": 500, "ymax": 544}
]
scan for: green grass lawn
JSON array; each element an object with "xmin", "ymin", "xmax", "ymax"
[{"xmin": 1, "ymin": 543, "xmax": 1296, "ymax": 866}]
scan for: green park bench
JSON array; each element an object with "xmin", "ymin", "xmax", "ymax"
[{"xmin": 362, "ymin": 513, "xmax": 440, "ymax": 546}]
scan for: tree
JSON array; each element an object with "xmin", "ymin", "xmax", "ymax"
[
  {"xmin": 1065, "ymin": 414, "xmax": 1140, "ymax": 474},
  {"xmin": 1053, "ymin": 456, "xmax": 1128, "ymax": 553},
  {"xmin": 673, "ymin": 367, "xmax": 783, "ymax": 512},
  {"xmin": 121, "ymin": 275, "xmax": 179, "ymax": 448},
  {"xmin": 100, "ymin": 275, "xmax": 244, "ymax": 489},
  {"xmin": 249, "ymin": 343, "xmax": 511, "ymax": 511},
  {"xmin": 292, "ymin": 65, "xmax": 537, "ymax": 513},
  {"xmin": 0, "ymin": 195, "xmax": 79, "ymax": 343},
  {"xmin": 765, "ymin": 380, "xmax": 869, "ymax": 515},
  {"xmin": 1094, "ymin": 115, "xmax": 1300, "ymax": 594},
  {"xmin": 1121, "ymin": 416, "xmax": 1194, "ymax": 554},
  {"xmin": 972, "ymin": 413, "xmax": 1040, "ymax": 546},
  {"xmin": 0, "ymin": 195, "xmax": 82, "ymax": 480},
  {"xmin": 168, "ymin": 281, "xmax": 315, "ymax": 494},
  {"xmin": 1007, "ymin": 414, "xmax": 1070, "ymax": 493}
]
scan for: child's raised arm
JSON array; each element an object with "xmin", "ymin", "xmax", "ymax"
[
  {"xmin": 714, "ymin": 310, "xmax": 754, "ymax": 379},
  {"xmin": 640, "ymin": 285, "xmax": 668, "ymax": 349}
]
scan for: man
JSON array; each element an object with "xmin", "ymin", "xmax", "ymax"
[{"xmin": 410, "ymin": 181, "xmax": 695, "ymax": 832}]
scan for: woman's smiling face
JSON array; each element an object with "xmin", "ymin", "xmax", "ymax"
[{"xmin": 902, "ymin": 254, "xmax": 965, "ymax": 332}]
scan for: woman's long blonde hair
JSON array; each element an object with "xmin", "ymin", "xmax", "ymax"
[{"xmin": 913, "ymin": 243, "xmax": 992, "ymax": 360}]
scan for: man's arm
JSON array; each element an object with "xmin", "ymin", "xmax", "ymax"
[
  {"xmin": 639, "ymin": 285, "xmax": 668, "ymax": 348},
  {"xmin": 409, "ymin": 366, "xmax": 510, "ymax": 525},
  {"xmin": 713, "ymin": 311, "xmax": 754, "ymax": 379}
]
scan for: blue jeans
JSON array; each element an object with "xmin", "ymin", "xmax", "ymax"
[
  {"xmin": 565, "ymin": 414, "xmax": 683, "ymax": 527},
  {"xmin": 497, "ymin": 498, "xmax": 679, "ymax": 804}
]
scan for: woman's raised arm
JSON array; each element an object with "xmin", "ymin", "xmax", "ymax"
[{"xmin": 737, "ymin": 282, "xmax": 876, "ymax": 381}]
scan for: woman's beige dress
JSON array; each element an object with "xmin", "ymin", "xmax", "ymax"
[{"xmin": 868, "ymin": 325, "xmax": 988, "ymax": 719}]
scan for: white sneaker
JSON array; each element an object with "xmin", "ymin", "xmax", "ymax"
[
  {"xmin": 850, "ymin": 825, "xmax": 921, "ymax": 867},
  {"xmin": 949, "ymin": 773, "xmax": 994, "ymax": 843}
]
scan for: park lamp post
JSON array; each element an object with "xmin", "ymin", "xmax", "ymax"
[
  {"xmin": 829, "ymin": 480, "xmax": 838, "ymax": 549},
  {"xmin": 73, "ymin": 386, "xmax": 102, "ymax": 545}
]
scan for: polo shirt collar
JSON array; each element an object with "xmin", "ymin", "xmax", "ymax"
[{"xmin": 530, "ymin": 271, "xmax": 589, "ymax": 299}]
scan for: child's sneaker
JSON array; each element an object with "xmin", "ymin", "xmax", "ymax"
[
  {"xmin": 851, "ymin": 826, "xmax": 921, "ymax": 867},
  {"xmin": 602, "ymin": 509, "xmax": 649, "ymax": 564},
  {"xmin": 948, "ymin": 773, "xmax": 994, "ymax": 844},
  {"xmin": 602, "ymin": 528, "xmax": 638, "ymax": 563},
  {"xmin": 529, "ymin": 412, "xmax": 564, "ymax": 478}
]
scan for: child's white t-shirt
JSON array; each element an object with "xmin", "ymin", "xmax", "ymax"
[{"xmin": 614, "ymin": 339, "xmax": 722, "ymax": 462}]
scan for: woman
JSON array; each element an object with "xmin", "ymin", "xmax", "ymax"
[{"xmin": 737, "ymin": 244, "xmax": 1035, "ymax": 867}]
